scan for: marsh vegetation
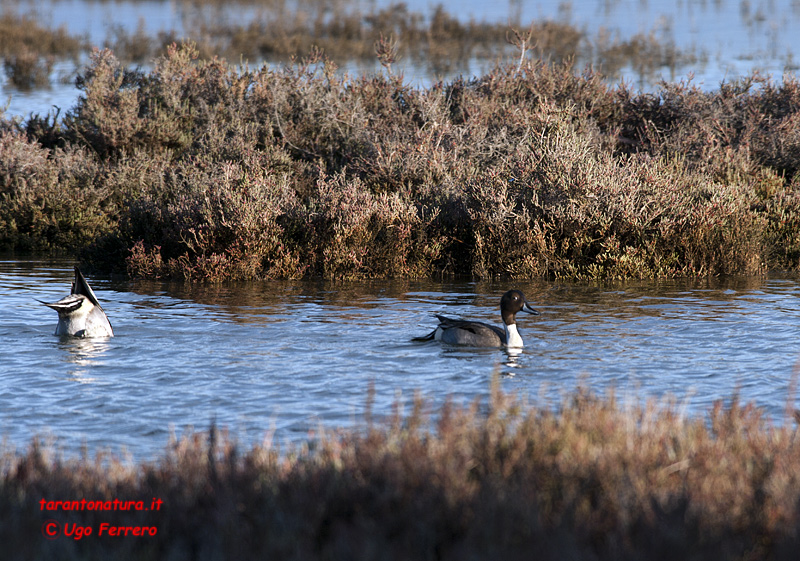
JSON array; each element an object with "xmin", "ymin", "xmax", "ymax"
[
  {"xmin": 6, "ymin": 385, "xmax": 800, "ymax": 560},
  {"xmin": 2, "ymin": 41, "xmax": 800, "ymax": 280},
  {"xmin": 1, "ymin": 1, "xmax": 797, "ymax": 281}
]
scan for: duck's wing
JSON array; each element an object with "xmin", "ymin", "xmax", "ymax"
[
  {"xmin": 413, "ymin": 315, "xmax": 506, "ymax": 346},
  {"xmin": 442, "ymin": 320, "xmax": 505, "ymax": 338},
  {"xmin": 434, "ymin": 315, "xmax": 502, "ymax": 334},
  {"xmin": 434, "ymin": 315, "xmax": 505, "ymax": 346}
]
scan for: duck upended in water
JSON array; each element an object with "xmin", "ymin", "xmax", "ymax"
[
  {"xmin": 40, "ymin": 267, "xmax": 114, "ymax": 337},
  {"xmin": 413, "ymin": 289, "xmax": 539, "ymax": 348}
]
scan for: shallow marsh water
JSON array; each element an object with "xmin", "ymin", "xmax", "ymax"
[
  {"xmin": 4, "ymin": 0, "xmax": 800, "ymax": 116},
  {"xmin": 2, "ymin": 256, "xmax": 800, "ymax": 459}
]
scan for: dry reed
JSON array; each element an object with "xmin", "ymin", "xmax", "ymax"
[{"xmin": 4, "ymin": 384, "xmax": 800, "ymax": 560}]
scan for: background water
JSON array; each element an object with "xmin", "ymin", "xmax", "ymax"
[
  {"xmin": 2, "ymin": 256, "xmax": 799, "ymax": 459},
  {"xmin": 3, "ymin": 0, "xmax": 800, "ymax": 116}
]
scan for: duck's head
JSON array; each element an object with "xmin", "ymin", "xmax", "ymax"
[{"xmin": 500, "ymin": 290, "xmax": 539, "ymax": 325}]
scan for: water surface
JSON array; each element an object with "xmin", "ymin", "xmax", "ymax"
[{"xmin": 2, "ymin": 257, "xmax": 799, "ymax": 459}]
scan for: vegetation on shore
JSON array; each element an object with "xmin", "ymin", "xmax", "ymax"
[
  {"xmin": 2, "ymin": 41, "xmax": 800, "ymax": 280},
  {"xmin": 4, "ymin": 385, "xmax": 800, "ymax": 560},
  {"xmin": 0, "ymin": 2, "xmax": 795, "ymax": 281}
]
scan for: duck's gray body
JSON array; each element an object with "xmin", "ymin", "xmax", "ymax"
[
  {"xmin": 41, "ymin": 267, "xmax": 114, "ymax": 337},
  {"xmin": 414, "ymin": 290, "xmax": 538, "ymax": 348}
]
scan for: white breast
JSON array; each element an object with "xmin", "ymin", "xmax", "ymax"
[{"xmin": 504, "ymin": 324, "xmax": 524, "ymax": 348}]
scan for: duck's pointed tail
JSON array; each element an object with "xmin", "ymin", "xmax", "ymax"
[
  {"xmin": 412, "ymin": 330, "xmax": 436, "ymax": 342},
  {"xmin": 72, "ymin": 267, "xmax": 103, "ymax": 309}
]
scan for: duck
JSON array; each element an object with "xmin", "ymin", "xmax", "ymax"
[
  {"xmin": 40, "ymin": 267, "xmax": 114, "ymax": 337},
  {"xmin": 413, "ymin": 289, "xmax": 539, "ymax": 347}
]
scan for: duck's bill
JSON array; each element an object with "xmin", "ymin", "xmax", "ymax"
[{"xmin": 523, "ymin": 303, "xmax": 540, "ymax": 315}]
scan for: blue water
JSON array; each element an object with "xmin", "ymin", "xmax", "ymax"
[
  {"xmin": 3, "ymin": 0, "xmax": 800, "ymax": 116},
  {"xmin": 2, "ymin": 257, "xmax": 799, "ymax": 459}
]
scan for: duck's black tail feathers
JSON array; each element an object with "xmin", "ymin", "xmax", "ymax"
[
  {"xmin": 412, "ymin": 330, "xmax": 436, "ymax": 342},
  {"xmin": 72, "ymin": 267, "xmax": 103, "ymax": 309}
]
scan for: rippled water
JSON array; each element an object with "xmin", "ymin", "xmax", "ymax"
[{"xmin": 2, "ymin": 256, "xmax": 800, "ymax": 459}]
